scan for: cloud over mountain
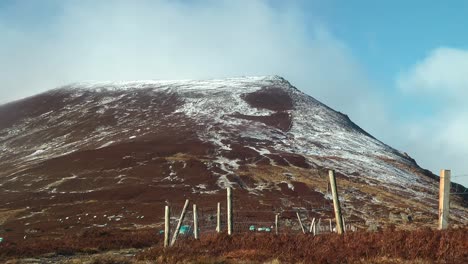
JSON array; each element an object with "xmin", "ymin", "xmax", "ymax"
[{"xmin": 399, "ymin": 47, "xmax": 468, "ymax": 183}]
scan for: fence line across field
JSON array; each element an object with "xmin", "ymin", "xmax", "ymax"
[
  {"xmin": 163, "ymin": 207, "xmax": 356, "ymax": 244},
  {"xmin": 162, "ymin": 169, "xmax": 461, "ymax": 247},
  {"xmin": 162, "ymin": 170, "xmax": 359, "ymax": 247}
]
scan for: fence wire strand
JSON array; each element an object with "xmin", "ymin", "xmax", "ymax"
[{"xmin": 163, "ymin": 202, "xmax": 362, "ymax": 242}]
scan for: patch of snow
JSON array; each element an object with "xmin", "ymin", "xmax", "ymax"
[
  {"xmin": 196, "ymin": 184, "xmax": 207, "ymax": 189},
  {"xmin": 28, "ymin": 149, "xmax": 45, "ymax": 156},
  {"xmin": 98, "ymin": 141, "xmax": 114, "ymax": 149},
  {"xmin": 40, "ymin": 174, "xmax": 78, "ymax": 191}
]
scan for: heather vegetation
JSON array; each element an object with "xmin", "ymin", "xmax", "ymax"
[
  {"xmin": 0, "ymin": 228, "xmax": 157, "ymax": 260},
  {"xmin": 139, "ymin": 228, "xmax": 467, "ymax": 263},
  {"xmin": 1, "ymin": 227, "xmax": 466, "ymax": 263}
]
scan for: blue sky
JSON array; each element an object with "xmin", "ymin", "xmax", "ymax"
[
  {"xmin": 301, "ymin": 0, "xmax": 467, "ymax": 114},
  {"xmin": 1, "ymin": 0, "xmax": 468, "ymax": 185}
]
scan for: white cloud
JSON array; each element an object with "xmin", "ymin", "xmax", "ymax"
[
  {"xmin": 398, "ymin": 47, "xmax": 468, "ymax": 186},
  {"xmin": 0, "ymin": 0, "xmax": 385, "ymax": 135},
  {"xmin": 398, "ymin": 47, "xmax": 468, "ymax": 98}
]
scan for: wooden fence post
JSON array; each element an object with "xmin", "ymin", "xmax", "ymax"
[
  {"xmin": 342, "ymin": 216, "xmax": 346, "ymax": 233},
  {"xmin": 275, "ymin": 213, "xmax": 279, "ymax": 235},
  {"xmin": 170, "ymin": 199, "xmax": 190, "ymax": 246},
  {"xmin": 309, "ymin": 218, "xmax": 316, "ymax": 233},
  {"xmin": 164, "ymin": 205, "xmax": 170, "ymax": 247},
  {"xmin": 317, "ymin": 218, "xmax": 321, "ymax": 234},
  {"xmin": 438, "ymin": 169, "xmax": 451, "ymax": 230},
  {"xmin": 216, "ymin": 202, "xmax": 221, "ymax": 233},
  {"xmin": 329, "ymin": 170, "xmax": 344, "ymax": 234},
  {"xmin": 296, "ymin": 212, "xmax": 306, "ymax": 234},
  {"xmin": 193, "ymin": 204, "xmax": 199, "ymax": 239},
  {"xmin": 329, "ymin": 219, "xmax": 332, "ymax": 232},
  {"xmin": 227, "ymin": 187, "xmax": 233, "ymax": 235}
]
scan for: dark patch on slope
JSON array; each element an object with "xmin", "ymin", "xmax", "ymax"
[
  {"xmin": 231, "ymin": 112, "xmax": 292, "ymax": 132},
  {"xmin": 241, "ymin": 87, "xmax": 293, "ymax": 111},
  {"xmin": 282, "ymin": 154, "xmax": 311, "ymax": 168},
  {"xmin": 0, "ymin": 88, "xmax": 183, "ymax": 151},
  {"xmin": 0, "ymin": 91, "xmax": 70, "ymax": 130},
  {"xmin": 0, "ymin": 87, "xmax": 182, "ymax": 132}
]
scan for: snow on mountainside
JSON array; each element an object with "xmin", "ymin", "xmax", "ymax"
[{"xmin": 0, "ymin": 75, "xmax": 466, "ymax": 240}]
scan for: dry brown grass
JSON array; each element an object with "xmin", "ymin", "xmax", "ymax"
[
  {"xmin": 138, "ymin": 227, "xmax": 468, "ymax": 264},
  {"xmin": 0, "ymin": 228, "xmax": 159, "ymax": 261},
  {"xmin": 0, "ymin": 208, "xmax": 27, "ymax": 225},
  {"xmin": 238, "ymin": 164, "xmax": 330, "ymax": 196},
  {"xmin": 1, "ymin": 227, "xmax": 467, "ymax": 263}
]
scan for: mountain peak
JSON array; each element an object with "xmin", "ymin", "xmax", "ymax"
[{"xmin": 55, "ymin": 75, "xmax": 293, "ymax": 92}]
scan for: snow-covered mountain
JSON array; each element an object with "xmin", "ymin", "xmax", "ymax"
[{"xmin": 0, "ymin": 76, "xmax": 466, "ymax": 240}]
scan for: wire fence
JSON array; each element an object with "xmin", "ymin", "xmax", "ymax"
[
  {"xmin": 163, "ymin": 200, "xmax": 362, "ymax": 243},
  {"xmin": 449, "ymin": 173, "xmax": 468, "ymax": 196},
  {"xmin": 450, "ymin": 182, "xmax": 468, "ymax": 196},
  {"xmin": 452, "ymin": 174, "xmax": 468, "ymax": 178},
  {"xmin": 161, "ymin": 171, "xmax": 468, "ymax": 243}
]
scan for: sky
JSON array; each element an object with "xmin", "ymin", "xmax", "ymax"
[{"xmin": 1, "ymin": 0, "xmax": 468, "ymax": 186}]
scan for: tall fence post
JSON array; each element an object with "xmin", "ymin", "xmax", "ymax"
[
  {"xmin": 193, "ymin": 204, "xmax": 199, "ymax": 239},
  {"xmin": 227, "ymin": 187, "xmax": 233, "ymax": 235},
  {"xmin": 170, "ymin": 199, "xmax": 190, "ymax": 246},
  {"xmin": 329, "ymin": 170, "xmax": 344, "ymax": 234},
  {"xmin": 438, "ymin": 169, "xmax": 451, "ymax": 230},
  {"xmin": 216, "ymin": 202, "xmax": 221, "ymax": 233},
  {"xmin": 275, "ymin": 213, "xmax": 279, "ymax": 235},
  {"xmin": 164, "ymin": 205, "xmax": 170, "ymax": 248}
]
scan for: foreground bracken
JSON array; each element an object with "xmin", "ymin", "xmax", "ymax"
[
  {"xmin": 138, "ymin": 227, "xmax": 468, "ymax": 264},
  {"xmin": 0, "ymin": 228, "xmax": 158, "ymax": 260},
  {"xmin": 1, "ymin": 227, "xmax": 467, "ymax": 263}
]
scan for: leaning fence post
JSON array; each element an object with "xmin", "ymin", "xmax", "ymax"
[
  {"xmin": 296, "ymin": 212, "xmax": 306, "ymax": 234},
  {"xmin": 170, "ymin": 199, "xmax": 190, "ymax": 246},
  {"xmin": 216, "ymin": 202, "xmax": 221, "ymax": 233},
  {"xmin": 164, "ymin": 205, "xmax": 170, "ymax": 247},
  {"xmin": 227, "ymin": 187, "xmax": 233, "ymax": 235},
  {"xmin": 193, "ymin": 204, "xmax": 199, "ymax": 239},
  {"xmin": 438, "ymin": 169, "xmax": 451, "ymax": 230},
  {"xmin": 309, "ymin": 218, "xmax": 316, "ymax": 233},
  {"xmin": 329, "ymin": 170, "xmax": 344, "ymax": 234}
]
